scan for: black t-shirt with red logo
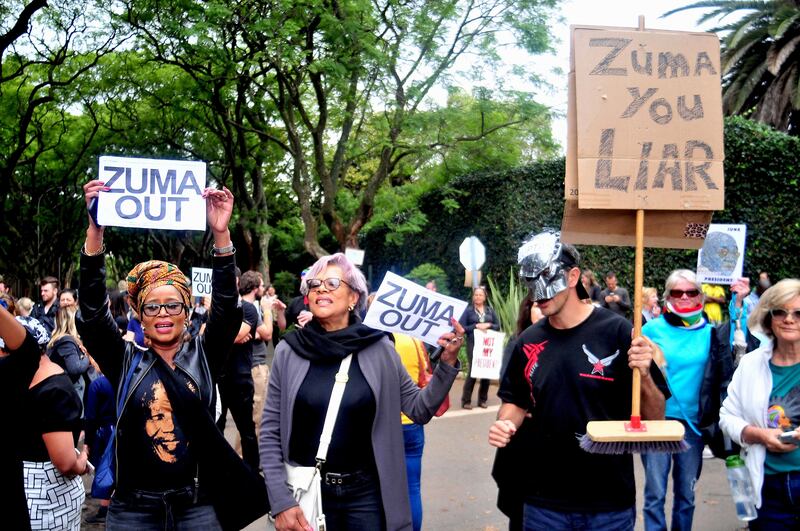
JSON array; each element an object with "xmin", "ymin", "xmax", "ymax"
[{"xmin": 498, "ymin": 306, "xmax": 669, "ymax": 513}]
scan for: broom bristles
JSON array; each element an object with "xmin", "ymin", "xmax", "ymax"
[{"xmin": 578, "ymin": 433, "xmax": 690, "ymax": 455}]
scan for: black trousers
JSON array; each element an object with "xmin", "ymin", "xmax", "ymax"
[
  {"xmin": 461, "ymin": 338, "xmax": 489, "ymax": 405},
  {"xmin": 215, "ymin": 373, "xmax": 259, "ymax": 472}
]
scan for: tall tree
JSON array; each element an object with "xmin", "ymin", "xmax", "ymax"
[
  {"xmin": 666, "ymin": 0, "xmax": 800, "ymax": 132},
  {"xmin": 0, "ymin": 0, "xmax": 123, "ymax": 288},
  {"xmin": 115, "ymin": 0, "xmax": 559, "ymax": 261}
]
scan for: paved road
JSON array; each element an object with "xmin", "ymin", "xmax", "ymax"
[{"xmin": 85, "ymin": 377, "xmax": 748, "ymax": 530}]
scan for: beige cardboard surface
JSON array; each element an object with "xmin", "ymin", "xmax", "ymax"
[
  {"xmin": 572, "ymin": 25, "xmax": 723, "ymax": 210},
  {"xmin": 560, "ymin": 200, "xmax": 712, "ymax": 249}
]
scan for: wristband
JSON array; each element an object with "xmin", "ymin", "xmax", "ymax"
[{"xmin": 212, "ymin": 243, "xmax": 235, "ymax": 256}]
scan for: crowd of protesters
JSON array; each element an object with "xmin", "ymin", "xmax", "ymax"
[{"xmin": 1, "ymin": 188, "xmax": 798, "ymax": 531}]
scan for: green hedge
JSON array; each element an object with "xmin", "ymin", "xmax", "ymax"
[{"xmin": 363, "ymin": 117, "xmax": 800, "ymax": 298}]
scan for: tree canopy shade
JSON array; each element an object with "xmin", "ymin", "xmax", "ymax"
[
  {"xmin": 115, "ymin": 0, "xmax": 560, "ymax": 262},
  {"xmin": 0, "ymin": 0, "xmax": 123, "ymax": 284},
  {"xmin": 665, "ymin": 0, "xmax": 800, "ymax": 133}
]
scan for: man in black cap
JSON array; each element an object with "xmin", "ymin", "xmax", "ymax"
[{"xmin": 488, "ymin": 229, "xmax": 668, "ymax": 531}]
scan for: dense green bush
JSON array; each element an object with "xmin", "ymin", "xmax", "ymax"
[{"xmin": 363, "ymin": 117, "xmax": 800, "ymax": 297}]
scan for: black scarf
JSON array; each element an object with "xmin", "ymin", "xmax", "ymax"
[{"xmin": 283, "ymin": 315, "xmax": 387, "ymax": 362}]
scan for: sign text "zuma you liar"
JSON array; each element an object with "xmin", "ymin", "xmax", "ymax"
[{"xmin": 97, "ymin": 156, "xmax": 207, "ymax": 231}]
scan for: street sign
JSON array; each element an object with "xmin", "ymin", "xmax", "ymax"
[{"xmin": 459, "ymin": 236, "xmax": 485, "ymax": 270}]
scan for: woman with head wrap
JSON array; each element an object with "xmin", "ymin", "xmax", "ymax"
[
  {"xmin": 78, "ymin": 180, "xmax": 267, "ymax": 530},
  {"xmin": 260, "ymin": 252, "xmax": 463, "ymax": 531}
]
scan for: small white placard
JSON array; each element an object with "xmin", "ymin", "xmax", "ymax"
[
  {"xmin": 191, "ymin": 267, "xmax": 213, "ymax": 297},
  {"xmin": 696, "ymin": 224, "xmax": 747, "ymax": 285},
  {"xmin": 469, "ymin": 329, "xmax": 505, "ymax": 380},
  {"xmin": 97, "ymin": 156, "xmax": 207, "ymax": 231},
  {"xmin": 363, "ymin": 272, "xmax": 468, "ymax": 346},
  {"xmin": 345, "ymin": 248, "xmax": 365, "ymax": 266}
]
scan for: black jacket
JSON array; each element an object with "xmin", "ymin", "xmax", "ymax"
[{"xmin": 77, "ymin": 252, "xmax": 241, "ymax": 413}]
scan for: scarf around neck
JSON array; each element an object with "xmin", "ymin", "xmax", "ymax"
[
  {"xmin": 664, "ymin": 301, "xmax": 707, "ymax": 329},
  {"xmin": 282, "ymin": 315, "xmax": 387, "ymax": 363}
]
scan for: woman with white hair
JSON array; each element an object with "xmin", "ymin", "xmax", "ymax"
[
  {"xmin": 720, "ymin": 279, "xmax": 800, "ymax": 529},
  {"xmin": 641, "ymin": 269, "xmax": 732, "ymax": 531},
  {"xmin": 260, "ymin": 252, "xmax": 463, "ymax": 531}
]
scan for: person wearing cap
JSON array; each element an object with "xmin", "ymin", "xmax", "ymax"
[
  {"xmin": 488, "ymin": 230, "xmax": 668, "ymax": 531},
  {"xmin": 77, "ymin": 180, "xmax": 267, "ymax": 529}
]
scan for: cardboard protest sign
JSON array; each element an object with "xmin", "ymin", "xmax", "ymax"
[
  {"xmin": 696, "ymin": 224, "xmax": 746, "ymax": 285},
  {"xmin": 561, "ymin": 200, "xmax": 710, "ymax": 249},
  {"xmin": 469, "ymin": 329, "xmax": 505, "ymax": 380},
  {"xmin": 191, "ymin": 267, "xmax": 213, "ymax": 297},
  {"xmin": 97, "ymin": 156, "xmax": 207, "ymax": 231},
  {"xmin": 571, "ymin": 26, "xmax": 723, "ymax": 211},
  {"xmin": 363, "ymin": 272, "xmax": 468, "ymax": 346}
]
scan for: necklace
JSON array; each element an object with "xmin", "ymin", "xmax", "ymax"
[{"xmin": 476, "ymin": 307, "xmax": 486, "ymax": 323}]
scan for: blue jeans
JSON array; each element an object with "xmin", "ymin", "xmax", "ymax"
[
  {"xmin": 522, "ymin": 503, "xmax": 635, "ymax": 530},
  {"xmin": 321, "ymin": 469, "xmax": 386, "ymax": 531},
  {"xmin": 641, "ymin": 421, "xmax": 704, "ymax": 531},
  {"xmin": 751, "ymin": 471, "xmax": 800, "ymax": 530},
  {"xmin": 107, "ymin": 488, "xmax": 221, "ymax": 530},
  {"xmin": 403, "ymin": 423, "xmax": 425, "ymax": 531}
]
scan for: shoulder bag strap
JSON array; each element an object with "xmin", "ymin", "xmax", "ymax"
[{"xmin": 315, "ymin": 354, "xmax": 352, "ymax": 464}]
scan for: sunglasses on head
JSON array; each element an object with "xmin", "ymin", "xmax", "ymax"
[
  {"xmin": 306, "ymin": 278, "xmax": 351, "ymax": 291},
  {"xmin": 141, "ymin": 301, "xmax": 186, "ymax": 317},
  {"xmin": 769, "ymin": 308, "xmax": 800, "ymax": 320},
  {"xmin": 669, "ymin": 289, "xmax": 701, "ymax": 298}
]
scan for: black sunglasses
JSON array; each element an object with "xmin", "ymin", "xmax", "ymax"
[
  {"xmin": 770, "ymin": 308, "xmax": 800, "ymax": 320},
  {"xmin": 306, "ymin": 278, "xmax": 352, "ymax": 291},
  {"xmin": 141, "ymin": 301, "xmax": 187, "ymax": 317},
  {"xmin": 669, "ymin": 289, "xmax": 701, "ymax": 298}
]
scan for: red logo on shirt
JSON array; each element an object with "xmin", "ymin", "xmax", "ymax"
[{"xmin": 522, "ymin": 341, "xmax": 548, "ymax": 403}]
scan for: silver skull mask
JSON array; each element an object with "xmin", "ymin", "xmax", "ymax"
[{"xmin": 518, "ymin": 230, "xmax": 570, "ymax": 302}]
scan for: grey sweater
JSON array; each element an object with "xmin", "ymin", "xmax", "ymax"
[{"xmin": 259, "ymin": 336, "xmax": 458, "ymax": 531}]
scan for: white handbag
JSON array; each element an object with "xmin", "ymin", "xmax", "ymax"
[{"xmin": 277, "ymin": 354, "xmax": 352, "ymax": 531}]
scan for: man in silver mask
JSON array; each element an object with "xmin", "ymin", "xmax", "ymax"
[
  {"xmin": 490, "ymin": 229, "xmax": 667, "ymax": 531},
  {"xmin": 517, "ymin": 229, "xmax": 590, "ymax": 305}
]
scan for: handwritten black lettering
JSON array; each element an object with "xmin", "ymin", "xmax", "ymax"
[
  {"xmin": 658, "ymin": 52, "xmax": 690, "ymax": 79},
  {"xmin": 594, "ymin": 129, "xmax": 630, "ymax": 191},
  {"xmin": 631, "ymin": 50, "xmax": 652, "ymax": 75},
  {"xmin": 589, "ymin": 38, "xmax": 632, "ymax": 76},
  {"xmin": 648, "ymin": 98, "xmax": 673, "ymax": 124},
  {"xmin": 652, "ymin": 144, "xmax": 681, "ymax": 190},
  {"xmin": 684, "ymin": 140, "xmax": 718, "ymax": 190},
  {"xmin": 634, "ymin": 142, "xmax": 653, "ymax": 191},
  {"xmin": 677, "ymin": 95, "xmax": 704, "ymax": 120},
  {"xmin": 694, "ymin": 52, "xmax": 717, "ymax": 76},
  {"xmin": 621, "ymin": 87, "xmax": 658, "ymax": 118}
]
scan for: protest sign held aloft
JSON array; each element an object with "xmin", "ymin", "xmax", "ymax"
[
  {"xmin": 469, "ymin": 329, "xmax": 505, "ymax": 380},
  {"xmin": 696, "ymin": 224, "xmax": 746, "ymax": 285},
  {"xmin": 191, "ymin": 267, "xmax": 213, "ymax": 297},
  {"xmin": 364, "ymin": 272, "xmax": 468, "ymax": 346},
  {"xmin": 571, "ymin": 26, "xmax": 724, "ymax": 211},
  {"xmin": 97, "ymin": 156, "xmax": 207, "ymax": 231}
]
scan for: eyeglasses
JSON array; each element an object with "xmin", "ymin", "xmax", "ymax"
[
  {"xmin": 306, "ymin": 278, "xmax": 352, "ymax": 291},
  {"xmin": 669, "ymin": 289, "xmax": 701, "ymax": 298},
  {"xmin": 141, "ymin": 301, "xmax": 186, "ymax": 317},
  {"xmin": 769, "ymin": 308, "xmax": 800, "ymax": 321}
]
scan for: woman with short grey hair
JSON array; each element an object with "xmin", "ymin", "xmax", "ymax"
[{"xmin": 261, "ymin": 252, "xmax": 463, "ymax": 531}]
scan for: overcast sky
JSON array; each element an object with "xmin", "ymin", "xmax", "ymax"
[{"xmin": 530, "ymin": 0, "xmax": 727, "ymax": 150}]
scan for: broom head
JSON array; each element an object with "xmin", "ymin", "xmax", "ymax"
[{"xmin": 579, "ymin": 418, "xmax": 689, "ymax": 455}]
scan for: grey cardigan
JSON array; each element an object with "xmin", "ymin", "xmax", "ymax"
[{"xmin": 259, "ymin": 335, "xmax": 458, "ymax": 531}]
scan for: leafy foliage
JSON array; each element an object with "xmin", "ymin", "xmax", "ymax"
[
  {"xmin": 405, "ymin": 263, "xmax": 450, "ymax": 296},
  {"xmin": 364, "ymin": 117, "xmax": 800, "ymax": 297},
  {"xmin": 486, "ymin": 269, "xmax": 526, "ymax": 341},
  {"xmin": 665, "ymin": 0, "xmax": 800, "ymax": 132}
]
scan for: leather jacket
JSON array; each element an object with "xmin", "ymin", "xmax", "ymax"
[{"xmin": 77, "ymin": 251, "xmax": 241, "ymax": 419}]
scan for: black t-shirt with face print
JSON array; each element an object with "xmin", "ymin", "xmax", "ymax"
[
  {"xmin": 116, "ymin": 365, "xmax": 198, "ymax": 492},
  {"xmin": 498, "ymin": 307, "xmax": 669, "ymax": 513}
]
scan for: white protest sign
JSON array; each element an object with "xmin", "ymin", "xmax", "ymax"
[
  {"xmin": 345, "ymin": 247, "xmax": 365, "ymax": 266},
  {"xmin": 469, "ymin": 329, "xmax": 505, "ymax": 380},
  {"xmin": 191, "ymin": 267, "xmax": 213, "ymax": 297},
  {"xmin": 696, "ymin": 224, "xmax": 746, "ymax": 285},
  {"xmin": 97, "ymin": 156, "xmax": 207, "ymax": 231},
  {"xmin": 363, "ymin": 271, "xmax": 468, "ymax": 346}
]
